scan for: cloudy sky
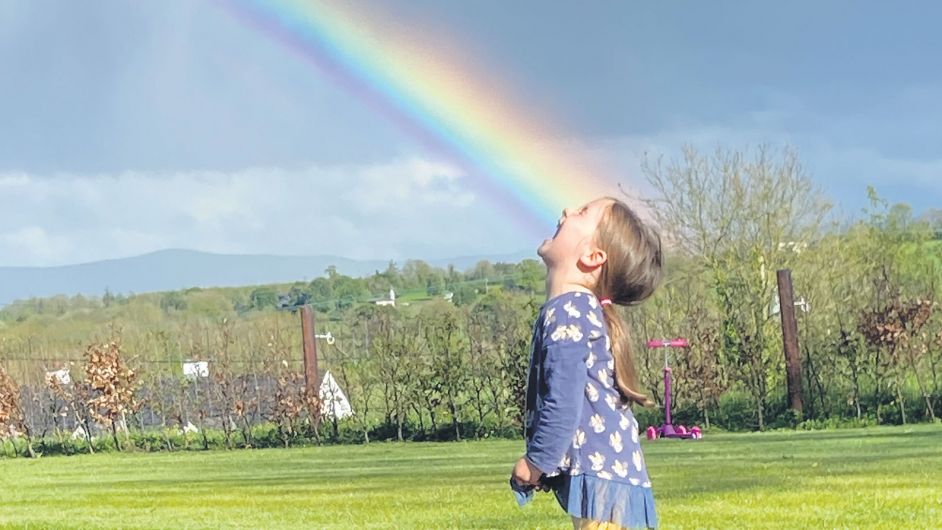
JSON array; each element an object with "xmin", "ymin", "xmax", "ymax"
[{"xmin": 2, "ymin": 1, "xmax": 939, "ymax": 267}]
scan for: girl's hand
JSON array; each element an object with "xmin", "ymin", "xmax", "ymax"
[{"xmin": 511, "ymin": 456, "xmax": 543, "ymax": 487}]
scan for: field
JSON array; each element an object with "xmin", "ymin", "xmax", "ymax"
[{"xmin": 1, "ymin": 425, "xmax": 940, "ymax": 529}]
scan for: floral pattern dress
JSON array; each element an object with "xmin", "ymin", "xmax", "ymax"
[{"xmin": 524, "ymin": 291, "xmax": 657, "ymax": 529}]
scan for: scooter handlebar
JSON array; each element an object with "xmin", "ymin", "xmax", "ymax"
[{"xmin": 646, "ymin": 338, "xmax": 689, "ymax": 348}]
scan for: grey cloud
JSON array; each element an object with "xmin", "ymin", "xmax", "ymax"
[{"xmin": 0, "ymin": 159, "xmax": 530, "ymax": 267}]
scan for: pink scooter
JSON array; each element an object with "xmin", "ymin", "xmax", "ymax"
[{"xmin": 645, "ymin": 338, "xmax": 702, "ymax": 440}]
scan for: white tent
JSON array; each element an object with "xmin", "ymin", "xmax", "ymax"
[{"xmin": 319, "ymin": 370, "xmax": 353, "ymax": 420}]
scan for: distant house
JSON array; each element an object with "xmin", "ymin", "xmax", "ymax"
[{"xmin": 375, "ymin": 288, "xmax": 396, "ymax": 307}]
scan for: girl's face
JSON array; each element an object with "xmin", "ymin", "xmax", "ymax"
[{"xmin": 538, "ymin": 198, "xmax": 612, "ymax": 266}]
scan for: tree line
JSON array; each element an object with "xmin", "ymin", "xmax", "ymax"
[{"xmin": 2, "ymin": 146, "xmax": 941, "ymax": 457}]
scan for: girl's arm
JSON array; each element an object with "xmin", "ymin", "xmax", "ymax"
[{"xmin": 526, "ymin": 298, "xmax": 593, "ymax": 475}]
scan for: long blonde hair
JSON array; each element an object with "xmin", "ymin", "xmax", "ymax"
[{"xmin": 594, "ymin": 198, "xmax": 663, "ymax": 406}]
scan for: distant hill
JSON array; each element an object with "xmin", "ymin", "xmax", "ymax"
[{"xmin": 0, "ymin": 248, "xmax": 534, "ymax": 306}]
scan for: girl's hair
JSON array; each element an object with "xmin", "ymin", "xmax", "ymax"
[{"xmin": 594, "ymin": 198, "xmax": 663, "ymax": 407}]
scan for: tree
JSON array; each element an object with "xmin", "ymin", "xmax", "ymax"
[
  {"xmin": 367, "ymin": 307, "xmax": 419, "ymax": 441},
  {"xmin": 160, "ymin": 291, "xmax": 188, "ymax": 313},
  {"xmin": 644, "ymin": 146, "xmax": 831, "ymax": 428},
  {"xmin": 84, "ymin": 336, "xmax": 139, "ymax": 451},
  {"xmin": 470, "ymin": 260, "xmax": 495, "ymax": 281},
  {"xmin": 332, "ymin": 328, "xmax": 378, "ymax": 443},
  {"xmin": 468, "ymin": 291, "xmax": 534, "ymax": 430},
  {"xmin": 249, "ymin": 287, "xmax": 278, "ymax": 311},
  {"xmin": 419, "ymin": 301, "xmax": 469, "ymax": 440},
  {"xmin": 0, "ymin": 366, "xmax": 36, "ymax": 457}
]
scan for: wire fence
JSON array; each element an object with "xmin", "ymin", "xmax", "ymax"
[{"xmin": 0, "ymin": 307, "xmax": 535, "ymax": 452}]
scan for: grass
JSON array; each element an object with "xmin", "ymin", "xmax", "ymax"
[{"xmin": 1, "ymin": 424, "xmax": 940, "ymax": 529}]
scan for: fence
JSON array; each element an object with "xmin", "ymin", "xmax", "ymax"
[{"xmin": 0, "ymin": 304, "xmax": 535, "ymax": 453}]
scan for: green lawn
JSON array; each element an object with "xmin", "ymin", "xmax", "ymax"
[{"xmin": 2, "ymin": 425, "xmax": 940, "ymax": 529}]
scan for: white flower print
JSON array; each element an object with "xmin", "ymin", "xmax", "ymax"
[
  {"xmin": 569, "ymin": 325, "xmax": 583, "ymax": 342},
  {"xmin": 572, "ymin": 429, "xmax": 586, "ymax": 449},
  {"xmin": 544, "ymin": 307, "xmax": 556, "ymax": 327},
  {"xmin": 642, "ymin": 481, "xmax": 652, "ymax": 488},
  {"xmin": 619, "ymin": 415, "xmax": 630, "ymax": 431},
  {"xmin": 589, "ymin": 329, "xmax": 602, "ymax": 339},
  {"xmin": 550, "ymin": 325, "xmax": 566, "ymax": 342},
  {"xmin": 632, "ymin": 450, "xmax": 643, "ymax": 471},
  {"xmin": 550, "ymin": 324, "xmax": 584, "ymax": 342},
  {"xmin": 589, "ymin": 414, "xmax": 606, "ymax": 434},
  {"xmin": 629, "ymin": 477, "xmax": 641, "ymax": 486},
  {"xmin": 597, "ymin": 471, "xmax": 613, "ymax": 480},
  {"xmin": 605, "ymin": 393, "xmax": 619, "ymax": 411},
  {"xmin": 585, "ymin": 382, "xmax": 599, "ymax": 403},
  {"xmin": 587, "ymin": 310, "xmax": 603, "ymax": 328},
  {"xmin": 588, "ymin": 296, "xmax": 598, "ymax": 309},
  {"xmin": 609, "ymin": 431, "xmax": 624, "ymax": 453},
  {"xmin": 563, "ymin": 300, "xmax": 582, "ymax": 318},
  {"xmin": 630, "ymin": 424, "xmax": 640, "ymax": 444},
  {"xmin": 586, "ymin": 351, "xmax": 596, "ymax": 369},
  {"xmin": 589, "ymin": 452, "xmax": 606, "ymax": 472},
  {"xmin": 598, "ymin": 369, "xmax": 612, "ymax": 388},
  {"xmin": 571, "ymin": 459, "xmax": 582, "ymax": 475},
  {"xmin": 550, "ymin": 324, "xmax": 568, "ymax": 342},
  {"xmin": 607, "ymin": 358, "xmax": 614, "ymax": 371},
  {"xmin": 613, "ymin": 460, "xmax": 629, "ymax": 478},
  {"xmin": 559, "ymin": 454, "xmax": 571, "ymax": 468},
  {"xmin": 605, "ymin": 335, "xmax": 611, "ymax": 353}
]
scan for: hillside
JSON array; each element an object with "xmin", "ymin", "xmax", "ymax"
[{"xmin": 0, "ymin": 248, "xmax": 533, "ymax": 306}]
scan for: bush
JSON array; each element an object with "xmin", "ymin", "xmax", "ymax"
[{"xmin": 714, "ymin": 390, "xmax": 759, "ymax": 431}]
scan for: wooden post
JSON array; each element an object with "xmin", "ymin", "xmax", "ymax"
[
  {"xmin": 300, "ymin": 305, "xmax": 319, "ymax": 395},
  {"xmin": 776, "ymin": 269, "xmax": 803, "ymax": 415}
]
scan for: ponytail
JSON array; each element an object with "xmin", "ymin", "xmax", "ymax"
[
  {"xmin": 594, "ymin": 198, "xmax": 663, "ymax": 408},
  {"xmin": 602, "ymin": 303, "xmax": 654, "ymax": 407}
]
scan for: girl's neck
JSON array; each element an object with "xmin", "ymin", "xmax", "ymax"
[{"xmin": 545, "ymin": 267, "xmax": 594, "ymax": 301}]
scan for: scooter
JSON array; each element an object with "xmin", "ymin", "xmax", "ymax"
[{"xmin": 645, "ymin": 338, "xmax": 702, "ymax": 440}]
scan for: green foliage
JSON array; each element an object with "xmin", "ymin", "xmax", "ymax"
[{"xmin": 248, "ymin": 287, "xmax": 278, "ymax": 311}]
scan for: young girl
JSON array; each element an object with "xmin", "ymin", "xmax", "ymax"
[{"xmin": 511, "ymin": 197, "xmax": 662, "ymax": 530}]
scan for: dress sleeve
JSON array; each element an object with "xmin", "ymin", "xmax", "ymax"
[{"xmin": 526, "ymin": 295, "xmax": 594, "ymax": 475}]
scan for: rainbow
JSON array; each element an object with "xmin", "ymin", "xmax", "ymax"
[{"xmin": 220, "ymin": 0, "xmax": 620, "ymax": 232}]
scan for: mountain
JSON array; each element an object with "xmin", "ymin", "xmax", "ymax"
[{"xmin": 0, "ymin": 248, "xmax": 534, "ymax": 306}]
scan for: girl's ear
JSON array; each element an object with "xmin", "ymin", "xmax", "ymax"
[{"xmin": 578, "ymin": 246, "xmax": 608, "ymax": 270}]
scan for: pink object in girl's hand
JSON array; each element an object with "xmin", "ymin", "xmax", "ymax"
[
  {"xmin": 690, "ymin": 426, "xmax": 702, "ymax": 439},
  {"xmin": 645, "ymin": 426, "xmax": 657, "ymax": 440}
]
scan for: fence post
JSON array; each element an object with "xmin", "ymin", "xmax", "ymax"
[
  {"xmin": 300, "ymin": 305, "xmax": 319, "ymax": 395},
  {"xmin": 776, "ymin": 269, "xmax": 803, "ymax": 416}
]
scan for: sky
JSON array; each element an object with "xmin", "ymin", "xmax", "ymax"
[{"xmin": 1, "ymin": 1, "xmax": 940, "ymax": 267}]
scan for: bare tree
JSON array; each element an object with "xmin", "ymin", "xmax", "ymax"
[{"xmin": 643, "ymin": 146, "xmax": 830, "ymax": 428}]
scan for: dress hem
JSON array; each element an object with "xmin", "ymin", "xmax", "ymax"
[{"xmin": 554, "ymin": 474, "xmax": 657, "ymax": 529}]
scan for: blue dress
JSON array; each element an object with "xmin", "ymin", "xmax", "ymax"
[{"xmin": 523, "ymin": 291, "xmax": 657, "ymax": 529}]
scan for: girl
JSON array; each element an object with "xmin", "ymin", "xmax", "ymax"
[{"xmin": 511, "ymin": 197, "xmax": 662, "ymax": 530}]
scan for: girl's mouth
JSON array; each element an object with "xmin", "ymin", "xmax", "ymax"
[{"xmin": 550, "ymin": 220, "xmax": 563, "ymax": 239}]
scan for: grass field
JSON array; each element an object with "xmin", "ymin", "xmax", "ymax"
[{"xmin": 1, "ymin": 424, "xmax": 940, "ymax": 529}]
